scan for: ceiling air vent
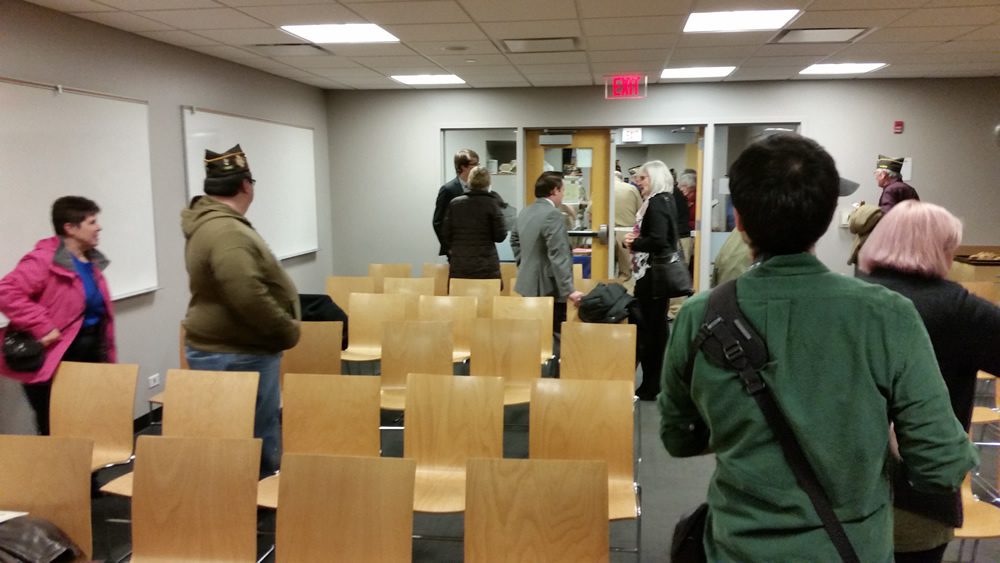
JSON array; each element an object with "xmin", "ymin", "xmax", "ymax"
[
  {"xmin": 503, "ymin": 37, "xmax": 577, "ymax": 53},
  {"xmin": 248, "ymin": 44, "xmax": 331, "ymax": 57}
]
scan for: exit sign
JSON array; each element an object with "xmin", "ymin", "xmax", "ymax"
[{"xmin": 604, "ymin": 74, "xmax": 647, "ymax": 100}]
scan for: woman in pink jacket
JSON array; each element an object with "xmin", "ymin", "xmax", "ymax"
[{"xmin": 0, "ymin": 196, "xmax": 116, "ymax": 434}]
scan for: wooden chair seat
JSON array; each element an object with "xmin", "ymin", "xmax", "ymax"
[
  {"xmin": 609, "ymin": 477, "xmax": 640, "ymax": 521},
  {"xmin": 379, "ymin": 386, "xmax": 407, "ymax": 412},
  {"xmin": 502, "ymin": 381, "xmax": 533, "ymax": 406},
  {"xmin": 971, "ymin": 407, "xmax": 1000, "ymax": 425},
  {"xmin": 414, "ymin": 466, "xmax": 468, "ymax": 513},
  {"xmin": 955, "ymin": 477, "xmax": 1000, "ymax": 539}
]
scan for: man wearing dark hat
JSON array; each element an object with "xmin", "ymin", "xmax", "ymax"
[
  {"xmin": 181, "ymin": 144, "xmax": 301, "ymax": 477},
  {"xmin": 875, "ymin": 154, "xmax": 919, "ymax": 213}
]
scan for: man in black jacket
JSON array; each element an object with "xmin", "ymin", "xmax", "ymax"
[{"xmin": 432, "ymin": 148, "xmax": 479, "ymax": 257}]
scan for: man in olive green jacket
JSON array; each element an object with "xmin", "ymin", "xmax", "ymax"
[
  {"xmin": 182, "ymin": 144, "xmax": 300, "ymax": 476},
  {"xmin": 659, "ymin": 134, "xmax": 976, "ymax": 562}
]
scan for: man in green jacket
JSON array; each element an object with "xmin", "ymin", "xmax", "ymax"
[
  {"xmin": 181, "ymin": 144, "xmax": 301, "ymax": 476},
  {"xmin": 659, "ymin": 134, "xmax": 976, "ymax": 561}
]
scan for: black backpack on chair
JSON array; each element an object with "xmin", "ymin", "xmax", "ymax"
[{"xmin": 577, "ymin": 283, "xmax": 635, "ymax": 324}]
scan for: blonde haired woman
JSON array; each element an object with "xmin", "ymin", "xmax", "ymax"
[{"xmin": 442, "ymin": 165, "xmax": 507, "ymax": 280}]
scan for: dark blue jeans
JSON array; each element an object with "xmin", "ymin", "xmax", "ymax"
[{"xmin": 184, "ymin": 346, "xmax": 282, "ymax": 477}]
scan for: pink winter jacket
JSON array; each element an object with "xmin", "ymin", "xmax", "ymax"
[{"xmin": 0, "ymin": 236, "xmax": 116, "ymax": 384}]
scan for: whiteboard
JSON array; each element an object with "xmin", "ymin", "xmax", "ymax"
[
  {"xmin": 183, "ymin": 108, "xmax": 318, "ymax": 259},
  {"xmin": 0, "ymin": 79, "xmax": 158, "ymax": 326}
]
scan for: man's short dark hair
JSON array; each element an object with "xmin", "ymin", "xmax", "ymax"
[
  {"xmin": 728, "ymin": 133, "xmax": 839, "ymax": 255},
  {"xmin": 534, "ymin": 171, "xmax": 564, "ymax": 198},
  {"xmin": 454, "ymin": 149, "xmax": 480, "ymax": 175},
  {"xmin": 204, "ymin": 175, "xmax": 249, "ymax": 197},
  {"xmin": 52, "ymin": 196, "xmax": 100, "ymax": 236}
]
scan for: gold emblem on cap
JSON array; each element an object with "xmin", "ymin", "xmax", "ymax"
[{"xmin": 235, "ymin": 155, "xmax": 246, "ymax": 168}]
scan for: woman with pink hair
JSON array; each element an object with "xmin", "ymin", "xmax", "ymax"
[{"xmin": 859, "ymin": 200, "xmax": 1000, "ymax": 563}]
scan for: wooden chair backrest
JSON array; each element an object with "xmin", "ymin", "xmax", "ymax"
[
  {"xmin": 465, "ymin": 458, "xmax": 609, "ymax": 563},
  {"xmin": 131, "ymin": 436, "xmax": 260, "ymax": 562},
  {"xmin": 421, "ymin": 262, "xmax": 450, "ymax": 296},
  {"xmin": 573, "ymin": 262, "xmax": 584, "ymax": 286},
  {"xmin": 179, "ymin": 323, "xmax": 189, "ymax": 369},
  {"xmin": 383, "ymin": 276, "xmax": 436, "ymax": 297},
  {"xmin": 530, "ymin": 379, "xmax": 633, "ymax": 482},
  {"xmin": 325, "ymin": 275, "xmax": 375, "ymax": 309},
  {"xmin": 565, "ymin": 278, "xmax": 615, "ymax": 322},
  {"xmin": 369, "ymin": 263, "xmax": 412, "ymax": 292},
  {"xmin": 418, "ymin": 295, "xmax": 478, "ymax": 358},
  {"xmin": 450, "ymin": 278, "xmax": 501, "ymax": 317},
  {"xmin": 346, "ymin": 292, "xmax": 408, "ymax": 352},
  {"xmin": 469, "ymin": 318, "xmax": 541, "ymax": 383},
  {"xmin": 960, "ymin": 281, "xmax": 1000, "ymax": 304},
  {"xmin": 50, "ymin": 361, "xmax": 139, "ymax": 470},
  {"xmin": 0, "ymin": 435, "xmax": 93, "ymax": 558},
  {"xmin": 281, "ymin": 321, "xmax": 343, "ymax": 377},
  {"xmin": 404, "ymin": 374, "xmax": 504, "ymax": 470},
  {"xmin": 560, "ymin": 322, "xmax": 637, "ymax": 381},
  {"xmin": 499, "ymin": 263, "xmax": 517, "ymax": 295},
  {"xmin": 162, "ymin": 368, "xmax": 258, "ymax": 439},
  {"xmin": 276, "ymin": 454, "xmax": 415, "ymax": 563},
  {"xmin": 492, "ymin": 295, "xmax": 554, "ymax": 360},
  {"xmin": 380, "ymin": 321, "xmax": 454, "ymax": 388},
  {"xmin": 282, "ymin": 373, "xmax": 380, "ymax": 457}
]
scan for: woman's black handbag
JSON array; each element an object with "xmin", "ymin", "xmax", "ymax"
[
  {"xmin": 670, "ymin": 502, "xmax": 709, "ymax": 563},
  {"xmin": 2, "ymin": 331, "xmax": 45, "ymax": 373},
  {"xmin": 648, "ymin": 251, "xmax": 693, "ymax": 298}
]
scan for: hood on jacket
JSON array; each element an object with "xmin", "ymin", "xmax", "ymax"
[{"xmin": 181, "ymin": 195, "xmax": 252, "ymax": 239}]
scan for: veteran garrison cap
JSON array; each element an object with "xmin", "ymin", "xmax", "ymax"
[
  {"xmin": 204, "ymin": 144, "xmax": 250, "ymax": 190},
  {"xmin": 876, "ymin": 154, "xmax": 904, "ymax": 175}
]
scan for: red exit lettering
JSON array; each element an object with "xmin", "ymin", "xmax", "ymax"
[{"xmin": 605, "ymin": 74, "xmax": 646, "ymax": 100}]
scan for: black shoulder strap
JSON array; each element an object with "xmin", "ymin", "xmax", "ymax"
[{"xmin": 687, "ymin": 281, "xmax": 860, "ymax": 563}]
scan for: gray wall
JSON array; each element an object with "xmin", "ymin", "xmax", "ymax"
[
  {"xmin": 0, "ymin": 0, "xmax": 333, "ymax": 431},
  {"xmin": 327, "ymin": 79, "xmax": 1000, "ymax": 277}
]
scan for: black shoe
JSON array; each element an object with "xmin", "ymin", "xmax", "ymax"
[{"xmin": 635, "ymin": 387, "xmax": 659, "ymax": 401}]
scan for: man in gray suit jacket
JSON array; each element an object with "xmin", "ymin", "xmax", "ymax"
[{"xmin": 511, "ymin": 171, "xmax": 584, "ymax": 337}]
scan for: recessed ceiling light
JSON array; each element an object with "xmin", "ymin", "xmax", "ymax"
[
  {"xmin": 391, "ymin": 74, "xmax": 466, "ymax": 85},
  {"xmin": 799, "ymin": 63, "xmax": 886, "ymax": 75},
  {"xmin": 280, "ymin": 24, "xmax": 398, "ymax": 44},
  {"xmin": 775, "ymin": 28, "xmax": 866, "ymax": 43},
  {"xmin": 684, "ymin": 10, "xmax": 799, "ymax": 33},
  {"xmin": 660, "ymin": 66, "xmax": 736, "ymax": 79}
]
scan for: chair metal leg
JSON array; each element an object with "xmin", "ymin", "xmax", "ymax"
[{"xmin": 257, "ymin": 544, "xmax": 275, "ymax": 563}]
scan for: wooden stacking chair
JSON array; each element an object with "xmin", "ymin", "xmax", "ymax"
[
  {"xmin": 465, "ymin": 458, "xmax": 609, "ymax": 563},
  {"xmin": 342, "ymin": 292, "xmax": 407, "ymax": 363},
  {"xmin": 560, "ymin": 322, "xmax": 637, "ymax": 381},
  {"xmin": 131, "ymin": 436, "xmax": 261, "ymax": 563},
  {"xmin": 101, "ymin": 368, "xmax": 258, "ymax": 497},
  {"xmin": 450, "ymin": 278, "xmax": 501, "ymax": 318},
  {"xmin": 405, "ymin": 373, "xmax": 504, "ymax": 513},
  {"xmin": 422, "ymin": 262, "xmax": 450, "ymax": 296},
  {"xmin": 369, "ymin": 263, "xmax": 412, "ymax": 292},
  {"xmin": 492, "ymin": 295, "xmax": 555, "ymax": 365},
  {"xmin": 954, "ymin": 471, "xmax": 1000, "ymax": 562},
  {"xmin": 469, "ymin": 318, "xmax": 541, "ymax": 406},
  {"xmin": 0, "ymin": 435, "xmax": 94, "ymax": 558},
  {"xmin": 417, "ymin": 295, "xmax": 478, "ymax": 363},
  {"xmin": 499, "ymin": 263, "xmax": 517, "ymax": 296},
  {"xmin": 280, "ymin": 321, "xmax": 342, "ymax": 377},
  {"xmin": 530, "ymin": 378, "xmax": 640, "ymax": 553},
  {"xmin": 257, "ymin": 373, "xmax": 381, "ymax": 508},
  {"xmin": 379, "ymin": 320, "xmax": 454, "ymax": 412},
  {"xmin": 50, "ymin": 361, "xmax": 138, "ymax": 472},
  {"xmin": 325, "ymin": 275, "xmax": 375, "ymax": 310},
  {"xmin": 384, "ymin": 277, "xmax": 436, "ymax": 318},
  {"xmin": 275, "ymin": 455, "xmax": 416, "ymax": 563}
]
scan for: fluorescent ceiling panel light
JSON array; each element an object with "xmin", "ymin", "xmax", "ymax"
[
  {"xmin": 391, "ymin": 74, "xmax": 465, "ymax": 85},
  {"xmin": 281, "ymin": 24, "xmax": 398, "ymax": 44},
  {"xmin": 660, "ymin": 66, "xmax": 736, "ymax": 79},
  {"xmin": 799, "ymin": 63, "xmax": 886, "ymax": 75},
  {"xmin": 776, "ymin": 28, "xmax": 866, "ymax": 43},
  {"xmin": 684, "ymin": 10, "xmax": 799, "ymax": 33}
]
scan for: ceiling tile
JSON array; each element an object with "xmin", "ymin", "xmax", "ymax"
[
  {"xmin": 456, "ymin": 0, "xmax": 576, "ymax": 22},
  {"xmin": 479, "ymin": 20, "xmax": 582, "ymax": 40},
  {"xmin": 663, "ymin": 55, "xmax": 743, "ymax": 66},
  {"xmin": 578, "ymin": 0, "xmax": 692, "ymax": 18},
  {"xmin": 791, "ymin": 10, "xmax": 902, "ymax": 29},
  {"xmin": 191, "ymin": 28, "xmax": 304, "ymax": 46},
  {"xmin": 958, "ymin": 25, "xmax": 1000, "ymax": 41},
  {"xmin": 380, "ymin": 23, "xmax": 488, "ymax": 42},
  {"xmin": 353, "ymin": 55, "xmax": 442, "ymax": 72},
  {"xmin": 335, "ymin": 78, "xmax": 411, "ymax": 89},
  {"xmin": 740, "ymin": 55, "xmax": 822, "ymax": 67},
  {"xmin": 99, "ymin": 0, "xmax": 218, "ymax": 9},
  {"xmin": 430, "ymin": 53, "xmax": 510, "ymax": 66},
  {"xmin": 517, "ymin": 63, "xmax": 591, "ymax": 75},
  {"xmin": 528, "ymin": 75, "xmax": 594, "ymax": 86},
  {"xmin": 137, "ymin": 29, "xmax": 220, "ymax": 47},
  {"xmin": 890, "ymin": 7, "xmax": 1000, "ymax": 27},
  {"xmin": 28, "ymin": 0, "xmax": 114, "ymax": 11},
  {"xmin": 675, "ymin": 31, "xmax": 775, "ymax": 48},
  {"xmin": 580, "ymin": 16, "xmax": 686, "ymax": 36},
  {"xmin": 923, "ymin": 0, "xmax": 1000, "ymax": 6},
  {"xmin": 590, "ymin": 61, "xmax": 662, "ymax": 75},
  {"xmin": 74, "ymin": 11, "xmax": 173, "ymax": 32},
  {"xmin": 445, "ymin": 63, "xmax": 521, "ymax": 76},
  {"xmin": 344, "ymin": 1, "xmax": 471, "ymax": 25},
  {"xmin": 136, "ymin": 8, "xmax": 269, "ymax": 29},
  {"xmin": 589, "ymin": 49, "xmax": 668, "ymax": 63},
  {"xmin": 586, "ymin": 34, "xmax": 677, "ymax": 51},
  {"xmin": 670, "ymin": 45, "xmax": 756, "ymax": 59},
  {"xmin": 892, "ymin": 51, "xmax": 1000, "ymax": 64},
  {"xmin": 407, "ymin": 40, "xmax": 500, "ymax": 56},
  {"xmin": 217, "ymin": 0, "xmax": 346, "ymax": 6},
  {"xmin": 925, "ymin": 40, "xmax": 1000, "ymax": 54},
  {"xmin": 693, "ymin": 0, "xmax": 810, "ymax": 10},
  {"xmin": 725, "ymin": 66, "xmax": 800, "ymax": 81},
  {"xmin": 187, "ymin": 44, "xmax": 265, "ymax": 61},
  {"xmin": 272, "ymin": 55, "xmax": 363, "ymax": 69},
  {"xmin": 803, "ymin": 0, "xmax": 923, "ymax": 9},
  {"xmin": 463, "ymin": 77, "xmax": 532, "ymax": 87},
  {"xmin": 323, "ymin": 43, "xmax": 419, "ymax": 56},
  {"xmin": 754, "ymin": 43, "xmax": 844, "ymax": 57},
  {"xmin": 239, "ymin": 4, "xmax": 365, "ymax": 26},
  {"xmin": 310, "ymin": 67, "xmax": 387, "ymax": 79},
  {"xmin": 506, "ymin": 51, "xmax": 588, "ymax": 65},
  {"xmin": 831, "ymin": 41, "xmax": 938, "ymax": 58},
  {"xmin": 860, "ymin": 26, "xmax": 978, "ymax": 43}
]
